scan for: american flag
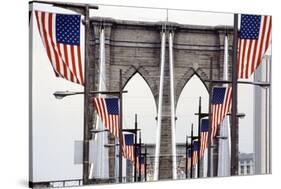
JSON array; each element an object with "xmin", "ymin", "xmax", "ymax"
[
  {"xmin": 135, "ymin": 156, "xmax": 145, "ymax": 175},
  {"xmin": 187, "ymin": 148, "xmax": 192, "ymax": 170},
  {"xmin": 211, "ymin": 87, "xmax": 232, "ymax": 140},
  {"xmin": 35, "ymin": 11, "xmax": 84, "ymax": 85},
  {"xmin": 192, "ymin": 141, "xmax": 199, "ymax": 167},
  {"xmin": 200, "ymin": 119, "xmax": 209, "ymax": 158},
  {"xmin": 237, "ymin": 14, "xmax": 272, "ymax": 79},
  {"xmin": 134, "ymin": 146, "xmax": 143, "ymax": 174},
  {"xmin": 93, "ymin": 98, "xmax": 120, "ymax": 138},
  {"xmin": 122, "ymin": 134, "xmax": 135, "ymax": 162}
]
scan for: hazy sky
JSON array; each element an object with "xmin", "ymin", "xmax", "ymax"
[{"xmin": 30, "ymin": 1, "xmax": 270, "ymax": 181}]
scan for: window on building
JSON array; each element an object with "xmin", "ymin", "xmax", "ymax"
[
  {"xmin": 247, "ymin": 165, "xmax": 251, "ymax": 174},
  {"xmin": 240, "ymin": 165, "xmax": 244, "ymax": 175}
]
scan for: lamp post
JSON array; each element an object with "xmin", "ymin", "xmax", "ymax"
[
  {"xmin": 122, "ymin": 114, "xmax": 141, "ymax": 182},
  {"xmin": 137, "ymin": 145, "xmax": 149, "ymax": 182},
  {"xmin": 138, "ymin": 131, "xmax": 142, "ymax": 181},
  {"xmin": 194, "ymin": 96, "xmax": 209, "ymax": 178}
]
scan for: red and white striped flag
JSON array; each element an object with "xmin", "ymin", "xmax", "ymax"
[
  {"xmin": 192, "ymin": 141, "xmax": 199, "ymax": 167},
  {"xmin": 187, "ymin": 149, "xmax": 192, "ymax": 170},
  {"xmin": 35, "ymin": 11, "xmax": 84, "ymax": 85},
  {"xmin": 211, "ymin": 87, "xmax": 232, "ymax": 140},
  {"xmin": 136, "ymin": 156, "xmax": 145, "ymax": 175},
  {"xmin": 122, "ymin": 134, "xmax": 135, "ymax": 162},
  {"xmin": 199, "ymin": 119, "xmax": 209, "ymax": 158},
  {"xmin": 93, "ymin": 98, "xmax": 120, "ymax": 138},
  {"xmin": 237, "ymin": 14, "xmax": 272, "ymax": 79}
]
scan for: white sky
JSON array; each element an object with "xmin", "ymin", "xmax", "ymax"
[{"xmin": 30, "ymin": 1, "xmax": 270, "ymax": 182}]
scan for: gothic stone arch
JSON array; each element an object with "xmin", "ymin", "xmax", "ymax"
[{"xmin": 89, "ymin": 17, "xmax": 233, "ymax": 180}]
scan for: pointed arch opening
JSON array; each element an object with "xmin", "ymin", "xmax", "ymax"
[
  {"xmin": 175, "ymin": 74, "xmax": 209, "ymax": 143},
  {"xmin": 123, "ymin": 72, "xmax": 157, "ymax": 144}
]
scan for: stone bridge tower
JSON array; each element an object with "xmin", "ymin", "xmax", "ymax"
[{"xmin": 89, "ymin": 17, "xmax": 233, "ymax": 180}]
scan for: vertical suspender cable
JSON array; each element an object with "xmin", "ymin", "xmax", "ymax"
[
  {"xmin": 89, "ymin": 28, "xmax": 108, "ymax": 179},
  {"xmin": 218, "ymin": 34, "xmax": 231, "ymax": 176},
  {"xmin": 169, "ymin": 32, "xmax": 177, "ymax": 179},
  {"xmin": 153, "ymin": 31, "xmax": 166, "ymax": 181},
  {"xmin": 99, "ymin": 28, "xmax": 108, "ymax": 178},
  {"xmin": 225, "ymin": 34, "xmax": 231, "ymax": 176}
]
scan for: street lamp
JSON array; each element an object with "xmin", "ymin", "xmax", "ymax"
[
  {"xmin": 203, "ymin": 79, "xmax": 270, "ymax": 88},
  {"xmin": 90, "ymin": 129, "xmax": 109, "ymax": 139},
  {"xmin": 53, "ymin": 90, "xmax": 128, "ymax": 99},
  {"xmin": 53, "ymin": 91, "xmax": 84, "ymax": 99}
]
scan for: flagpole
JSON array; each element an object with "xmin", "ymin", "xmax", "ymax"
[
  {"xmin": 197, "ymin": 96, "xmax": 202, "ymax": 178},
  {"xmin": 185, "ymin": 135, "xmax": 188, "ymax": 179},
  {"xmin": 134, "ymin": 114, "xmax": 138, "ymax": 182},
  {"xmin": 119, "ymin": 70, "xmax": 124, "ymax": 183},
  {"xmin": 190, "ymin": 124, "xmax": 194, "ymax": 178},
  {"xmin": 82, "ymin": 5, "xmax": 91, "ymax": 185},
  {"xmin": 231, "ymin": 13, "xmax": 239, "ymax": 176},
  {"xmin": 138, "ymin": 132, "xmax": 142, "ymax": 181}
]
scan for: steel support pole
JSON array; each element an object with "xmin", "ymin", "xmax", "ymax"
[
  {"xmin": 207, "ymin": 58, "xmax": 213, "ymax": 177},
  {"xmin": 144, "ymin": 146, "xmax": 147, "ymax": 181},
  {"xmin": 82, "ymin": 5, "xmax": 90, "ymax": 185},
  {"xmin": 190, "ymin": 124, "xmax": 194, "ymax": 178},
  {"xmin": 230, "ymin": 14, "xmax": 239, "ymax": 176},
  {"xmin": 138, "ymin": 132, "xmax": 142, "ymax": 181},
  {"xmin": 231, "ymin": 14, "xmax": 239, "ymax": 176},
  {"xmin": 185, "ymin": 135, "xmax": 188, "ymax": 179},
  {"xmin": 119, "ymin": 70, "xmax": 123, "ymax": 183},
  {"xmin": 134, "ymin": 114, "xmax": 138, "ymax": 182}
]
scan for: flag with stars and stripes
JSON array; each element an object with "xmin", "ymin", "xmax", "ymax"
[
  {"xmin": 187, "ymin": 148, "xmax": 192, "ymax": 170},
  {"xmin": 122, "ymin": 134, "xmax": 135, "ymax": 162},
  {"xmin": 93, "ymin": 98, "xmax": 120, "ymax": 138},
  {"xmin": 134, "ymin": 146, "xmax": 143, "ymax": 174},
  {"xmin": 211, "ymin": 87, "xmax": 232, "ymax": 140},
  {"xmin": 138, "ymin": 156, "xmax": 145, "ymax": 175},
  {"xmin": 237, "ymin": 14, "xmax": 272, "ymax": 79},
  {"xmin": 35, "ymin": 11, "xmax": 84, "ymax": 85},
  {"xmin": 192, "ymin": 141, "xmax": 199, "ymax": 167},
  {"xmin": 200, "ymin": 119, "xmax": 209, "ymax": 158},
  {"xmin": 136, "ymin": 155, "xmax": 145, "ymax": 175}
]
